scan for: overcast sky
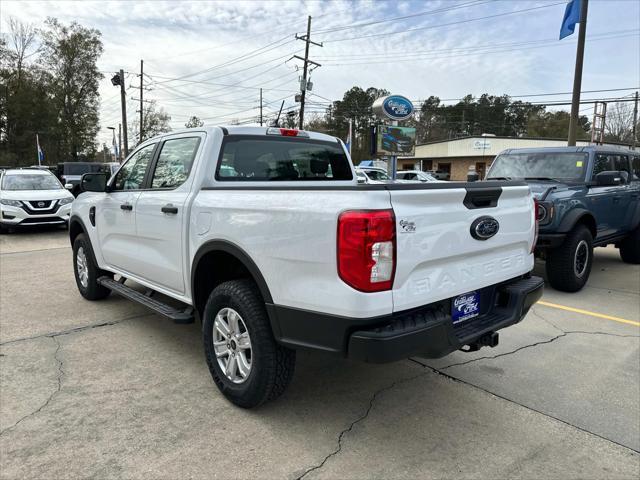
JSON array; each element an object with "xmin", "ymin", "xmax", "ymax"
[{"xmin": 2, "ymin": 0, "xmax": 639, "ymax": 146}]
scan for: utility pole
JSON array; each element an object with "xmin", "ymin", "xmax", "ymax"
[
  {"xmin": 117, "ymin": 69, "xmax": 128, "ymax": 156},
  {"xmin": 295, "ymin": 16, "xmax": 322, "ymax": 129},
  {"xmin": 259, "ymin": 88, "xmax": 263, "ymax": 126},
  {"xmin": 118, "ymin": 124, "xmax": 122, "ymax": 162},
  {"xmin": 139, "ymin": 59, "xmax": 144, "ymax": 143},
  {"xmin": 567, "ymin": 0, "xmax": 589, "ymax": 146},
  {"xmin": 633, "ymin": 91, "xmax": 638, "ymax": 149}
]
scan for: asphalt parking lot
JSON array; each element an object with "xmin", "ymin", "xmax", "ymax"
[{"xmin": 1, "ymin": 229, "xmax": 639, "ymax": 479}]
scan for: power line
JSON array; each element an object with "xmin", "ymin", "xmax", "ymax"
[
  {"xmin": 320, "ymin": 31, "xmax": 637, "ymax": 66},
  {"xmin": 312, "ymin": 0, "xmax": 493, "ymax": 34},
  {"xmin": 319, "ymin": 2, "xmax": 567, "ymax": 43}
]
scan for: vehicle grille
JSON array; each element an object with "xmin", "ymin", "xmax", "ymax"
[{"xmin": 20, "ymin": 200, "xmax": 59, "ymax": 215}]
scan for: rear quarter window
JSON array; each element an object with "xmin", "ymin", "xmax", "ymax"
[{"xmin": 216, "ymin": 136, "xmax": 352, "ymax": 181}]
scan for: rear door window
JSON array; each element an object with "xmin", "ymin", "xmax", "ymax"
[
  {"xmin": 151, "ymin": 137, "xmax": 200, "ymax": 189},
  {"xmin": 216, "ymin": 136, "xmax": 352, "ymax": 181}
]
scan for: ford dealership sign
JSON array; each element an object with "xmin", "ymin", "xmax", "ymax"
[{"xmin": 372, "ymin": 95, "xmax": 414, "ymax": 121}]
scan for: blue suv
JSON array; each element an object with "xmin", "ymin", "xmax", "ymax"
[{"xmin": 487, "ymin": 146, "xmax": 640, "ymax": 292}]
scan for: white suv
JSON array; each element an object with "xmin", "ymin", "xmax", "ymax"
[{"xmin": 0, "ymin": 168, "xmax": 74, "ymax": 232}]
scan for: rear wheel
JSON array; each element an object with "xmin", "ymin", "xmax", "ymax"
[
  {"xmin": 619, "ymin": 225, "xmax": 640, "ymax": 264},
  {"xmin": 203, "ymin": 279, "xmax": 295, "ymax": 408},
  {"xmin": 545, "ymin": 225, "xmax": 593, "ymax": 292},
  {"xmin": 72, "ymin": 233, "xmax": 112, "ymax": 300}
]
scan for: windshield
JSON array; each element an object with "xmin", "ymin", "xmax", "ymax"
[
  {"xmin": 363, "ymin": 169, "xmax": 390, "ymax": 181},
  {"xmin": 488, "ymin": 152, "xmax": 588, "ymax": 181},
  {"xmin": 1, "ymin": 174, "xmax": 62, "ymax": 191}
]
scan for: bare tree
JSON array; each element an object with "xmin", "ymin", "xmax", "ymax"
[
  {"xmin": 4, "ymin": 18, "xmax": 40, "ymax": 82},
  {"xmin": 604, "ymin": 102, "xmax": 635, "ymax": 143}
]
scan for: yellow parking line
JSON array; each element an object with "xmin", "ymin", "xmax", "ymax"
[{"xmin": 537, "ymin": 301, "xmax": 640, "ymax": 327}]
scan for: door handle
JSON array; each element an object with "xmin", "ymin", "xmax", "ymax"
[
  {"xmin": 161, "ymin": 205, "xmax": 178, "ymax": 214},
  {"xmin": 120, "ymin": 203, "xmax": 133, "ymax": 211}
]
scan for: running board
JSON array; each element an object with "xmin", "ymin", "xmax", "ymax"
[{"xmin": 98, "ymin": 276, "xmax": 194, "ymax": 324}]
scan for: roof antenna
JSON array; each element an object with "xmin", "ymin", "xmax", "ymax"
[{"xmin": 273, "ymin": 101, "xmax": 285, "ymax": 127}]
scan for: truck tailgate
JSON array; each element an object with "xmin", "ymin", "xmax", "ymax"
[{"xmin": 389, "ymin": 183, "xmax": 535, "ymax": 312}]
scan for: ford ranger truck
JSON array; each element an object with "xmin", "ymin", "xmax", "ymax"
[{"xmin": 70, "ymin": 126, "xmax": 543, "ymax": 408}]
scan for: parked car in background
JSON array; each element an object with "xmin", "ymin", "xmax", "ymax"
[
  {"xmin": 356, "ymin": 166, "xmax": 391, "ymax": 183},
  {"xmin": 0, "ymin": 168, "xmax": 74, "ymax": 233},
  {"xmin": 427, "ymin": 169, "xmax": 451, "ymax": 181},
  {"xmin": 57, "ymin": 162, "xmax": 106, "ymax": 196},
  {"xmin": 70, "ymin": 126, "xmax": 542, "ymax": 408},
  {"xmin": 487, "ymin": 146, "xmax": 640, "ymax": 292},
  {"xmin": 396, "ymin": 170, "xmax": 440, "ymax": 182}
]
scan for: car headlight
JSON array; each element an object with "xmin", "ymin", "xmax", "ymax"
[
  {"xmin": 58, "ymin": 197, "xmax": 74, "ymax": 206},
  {"xmin": 0, "ymin": 199, "xmax": 22, "ymax": 207},
  {"xmin": 536, "ymin": 201, "xmax": 554, "ymax": 225}
]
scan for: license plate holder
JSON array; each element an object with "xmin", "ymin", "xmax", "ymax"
[{"xmin": 452, "ymin": 291, "xmax": 480, "ymax": 325}]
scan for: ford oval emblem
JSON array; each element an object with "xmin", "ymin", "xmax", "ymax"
[
  {"xmin": 470, "ymin": 216, "xmax": 499, "ymax": 241},
  {"xmin": 382, "ymin": 95, "xmax": 414, "ymax": 120}
]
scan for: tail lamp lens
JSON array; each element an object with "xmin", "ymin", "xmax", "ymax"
[
  {"xmin": 337, "ymin": 210, "xmax": 396, "ymax": 292},
  {"xmin": 532, "ymin": 199, "xmax": 540, "ymax": 253}
]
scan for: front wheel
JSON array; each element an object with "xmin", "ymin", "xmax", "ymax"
[
  {"xmin": 619, "ymin": 225, "xmax": 640, "ymax": 264},
  {"xmin": 545, "ymin": 225, "xmax": 593, "ymax": 292},
  {"xmin": 72, "ymin": 234, "xmax": 112, "ymax": 300},
  {"xmin": 202, "ymin": 279, "xmax": 296, "ymax": 408}
]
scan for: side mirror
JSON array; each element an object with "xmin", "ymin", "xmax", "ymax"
[
  {"xmin": 594, "ymin": 171, "xmax": 624, "ymax": 187},
  {"xmin": 81, "ymin": 172, "xmax": 108, "ymax": 192},
  {"xmin": 64, "ymin": 183, "xmax": 74, "ymax": 190}
]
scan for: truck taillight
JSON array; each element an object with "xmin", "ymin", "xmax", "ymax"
[
  {"xmin": 337, "ymin": 210, "xmax": 396, "ymax": 292},
  {"xmin": 532, "ymin": 199, "xmax": 540, "ymax": 254}
]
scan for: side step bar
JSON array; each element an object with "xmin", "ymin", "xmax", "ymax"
[{"xmin": 98, "ymin": 276, "xmax": 194, "ymax": 324}]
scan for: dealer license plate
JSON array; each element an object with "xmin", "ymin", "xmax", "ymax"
[{"xmin": 452, "ymin": 291, "xmax": 480, "ymax": 325}]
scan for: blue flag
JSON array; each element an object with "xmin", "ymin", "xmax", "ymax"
[{"xmin": 560, "ymin": 0, "xmax": 581, "ymax": 39}]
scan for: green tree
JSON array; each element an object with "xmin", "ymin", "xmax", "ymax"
[
  {"xmin": 184, "ymin": 115, "xmax": 204, "ymax": 128},
  {"xmin": 0, "ymin": 18, "xmax": 54, "ymax": 166},
  {"xmin": 39, "ymin": 18, "xmax": 103, "ymax": 161},
  {"xmin": 317, "ymin": 86, "xmax": 389, "ymax": 162},
  {"xmin": 527, "ymin": 110, "xmax": 590, "ymax": 139}
]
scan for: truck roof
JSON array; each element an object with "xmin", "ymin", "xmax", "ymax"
[
  {"xmin": 500, "ymin": 145, "xmax": 638, "ymax": 155},
  {"xmin": 154, "ymin": 126, "xmax": 341, "ymax": 144}
]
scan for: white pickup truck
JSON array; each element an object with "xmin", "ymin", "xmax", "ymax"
[{"xmin": 70, "ymin": 126, "xmax": 543, "ymax": 408}]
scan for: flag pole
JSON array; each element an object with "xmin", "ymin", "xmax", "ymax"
[{"xmin": 567, "ymin": 0, "xmax": 589, "ymax": 146}]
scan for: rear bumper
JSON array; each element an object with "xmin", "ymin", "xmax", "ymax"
[{"xmin": 268, "ymin": 275, "xmax": 544, "ymax": 363}]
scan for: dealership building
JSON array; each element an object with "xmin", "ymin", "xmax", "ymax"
[{"xmin": 398, "ymin": 135, "xmax": 626, "ymax": 181}]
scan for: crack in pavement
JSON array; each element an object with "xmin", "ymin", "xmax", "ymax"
[
  {"xmin": 0, "ymin": 336, "xmax": 65, "ymax": 437},
  {"xmin": 0, "ymin": 313, "xmax": 152, "ymax": 436},
  {"xmin": 0, "ymin": 312, "xmax": 151, "ymax": 346},
  {"xmin": 295, "ymin": 371, "xmax": 427, "ymax": 480},
  {"xmin": 0, "ymin": 246, "xmax": 70, "ymax": 256},
  {"xmin": 438, "ymin": 309, "xmax": 639, "ymax": 371},
  {"xmin": 408, "ymin": 357, "xmax": 640, "ymax": 455}
]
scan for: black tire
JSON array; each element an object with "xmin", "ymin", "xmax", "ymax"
[
  {"xmin": 0, "ymin": 224, "xmax": 7, "ymax": 234},
  {"xmin": 202, "ymin": 279, "xmax": 295, "ymax": 408},
  {"xmin": 545, "ymin": 225, "xmax": 593, "ymax": 292},
  {"xmin": 619, "ymin": 225, "xmax": 640, "ymax": 264},
  {"xmin": 72, "ymin": 233, "xmax": 112, "ymax": 300}
]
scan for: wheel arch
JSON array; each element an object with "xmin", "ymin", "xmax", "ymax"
[
  {"xmin": 191, "ymin": 240, "xmax": 274, "ymax": 317},
  {"xmin": 557, "ymin": 208, "xmax": 597, "ymax": 238},
  {"xmin": 69, "ymin": 215, "xmax": 89, "ymax": 246}
]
